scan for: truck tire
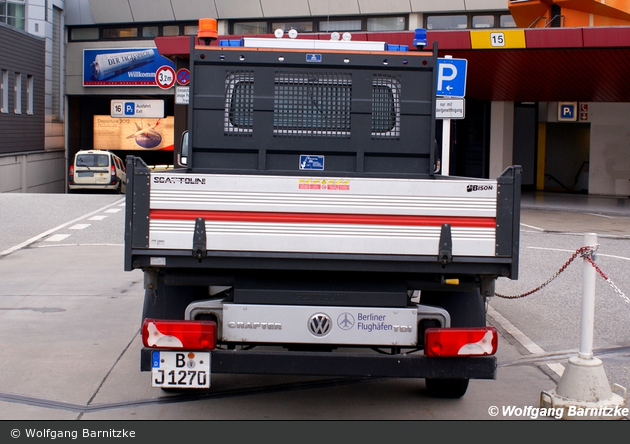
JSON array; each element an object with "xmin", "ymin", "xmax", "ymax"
[{"xmin": 420, "ymin": 288, "xmax": 486, "ymax": 398}]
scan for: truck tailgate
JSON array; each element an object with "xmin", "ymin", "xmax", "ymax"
[{"xmin": 147, "ymin": 171, "xmax": 498, "ymax": 257}]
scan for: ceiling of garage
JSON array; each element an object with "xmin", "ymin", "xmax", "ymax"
[
  {"xmin": 428, "ymin": 27, "xmax": 630, "ymax": 103},
  {"xmin": 439, "ymin": 46, "xmax": 630, "ymax": 103}
]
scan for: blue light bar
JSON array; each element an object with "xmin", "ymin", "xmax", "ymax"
[
  {"xmin": 413, "ymin": 28, "xmax": 427, "ymax": 48},
  {"xmin": 219, "ymin": 39, "xmax": 244, "ymax": 47},
  {"xmin": 385, "ymin": 44, "xmax": 409, "ymax": 52}
]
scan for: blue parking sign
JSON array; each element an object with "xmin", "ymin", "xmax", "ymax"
[
  {"xmin": 124, "ymin": 102, "xmax": 135, "ymax": 115},
  {"xmin": 558, "ymin": 102, "xmax": 578, "ymax": 121},
  {"xmin": 436, "ymin": 58, "xmax": 467, "ymax": 97}
]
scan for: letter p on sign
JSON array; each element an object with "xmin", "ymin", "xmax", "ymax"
[
  {"xmin": 438, "ymin": 64, "xmax": 457, "ymax": 91},
  {"xmin": 558, "ymin": 102, "xmax": 577, "ymax": 121}
]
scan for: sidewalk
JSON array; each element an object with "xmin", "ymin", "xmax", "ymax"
[
  {"xmin": 522, "ymin": 191, "xmax": 630, "ymax": 217},
  {"xmin": 520, "ymin": 191, "xmax": 630, "ymax": 237}
]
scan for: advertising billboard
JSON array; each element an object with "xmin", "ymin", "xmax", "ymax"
[
  {"xmin": 83, "ymin": 48, "xmax": 175, "ymax": 87},
  {"xmin": 93, "ymin": 116, "xmax": 174, "ymax": 151}
]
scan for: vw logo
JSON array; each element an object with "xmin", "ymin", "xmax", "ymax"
[{"xmin": 308, "ymin": 313, "xmax": 332, "ymax": 336}]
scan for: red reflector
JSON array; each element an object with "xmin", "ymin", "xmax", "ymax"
[
  {"xmin": 424, "ymin": 327, "xmax": 498, "ymax": 357},
  {"xmin": 142, "ymin": 319, "xmax": 217, "ymax": 350}
]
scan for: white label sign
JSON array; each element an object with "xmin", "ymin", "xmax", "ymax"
[
  {"xmin": 111, "ymin": 100, "xmax": 164, "ymax": 118},
  {"xmin": 175, "ymin": 86, "xmax": 189, "ymax": 105},
  {"xmin": 490, "ymin": 32, "xmax": 505, "ymax": 47},
  {"xmin": 436, "ymin": 98, "xmax": 465, "ymax": 119}
]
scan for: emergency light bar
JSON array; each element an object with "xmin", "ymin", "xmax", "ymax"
[
  {"xmin": 198, "ymin": 17, "xmax": 415, "ymax": 52},
  {"xmin": 241, "ymin": 37, "xmax": 396, "ymax": 52}
]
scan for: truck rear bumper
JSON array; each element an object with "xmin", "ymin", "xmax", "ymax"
[{"xmin": 140, "ymin": 348, "xmax": 496, "ymax": 380}]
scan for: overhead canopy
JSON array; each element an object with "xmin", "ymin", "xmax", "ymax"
[
  {"xmin": 427, "ymin": 27, "xmax": 630, "ymax": 103},
  {"xmin": 155, "ymin": 26, "xmax": 630, "ymax": 103}
]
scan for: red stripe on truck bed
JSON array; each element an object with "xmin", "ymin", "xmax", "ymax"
[{"xmin": 150, "ymin": 210, "xmax": 496, "ymax": 228}]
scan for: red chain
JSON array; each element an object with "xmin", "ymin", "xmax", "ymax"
[
  {"xmin": 495, "ymin": 246, "xmax": 593, "ymax": 299},
  {"xmin": 583, "ymin": 254, "xmax": 609, "ymax": 281}
]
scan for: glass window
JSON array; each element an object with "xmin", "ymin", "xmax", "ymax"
[
  {"xmin": 184, "ymin": 25, "xmax": 198, "ymax": 35},
  {"xmin": 52, "ymin": 6, "xmax": 62, "ymax": 122},
  {"xmin": 225, "ymin": 71, "xmax": 254, "ymax": 135},
  {"xmin": 426, "ymin": 15, "xmax": 467, "ymax": 30},
  {"xmin": 233, "ymin": 22, "xmax": 267, "ymax": 35},
  {"xmin": 319, "ymin": 20, "xmax": 361, "ymax": 32},
  {"xmin": 500, "ymin": 15, "xmax": 517, "ymax": 28},
  {"xmin": 372, "ymin": 75, "xmax": 400, "ymax": 139},
  {"xmin": 0, "ymin": 69, "xmax": 8, "ymax": 113},
  {"xmin": 225, "ymin": 71, "xmax": 402, "ymax": 139},
  {"xmin": 2, "ymin": 1, "xmax": 25, "ymax": 30},
  {"xmin": 26, "ymin": 74, "xmax": 33, "ymax": 115},
  {"xmin": 163, "ymin": 25, "xmax": 179, "ymax": 36},
  {"xmin": 472, "ymin": 15, "xmax": 495, "ymax": 29},
  {"xmin": 273, "ymin": 72, "xmax": 353, "ymax": 138},
  {"xmin": 14, "ymin": 72, "xmax": 21, "ymax": 114},
  {"xmin": 70, "ymin": 27, "xmax": 99, "ymax": 40},
  {"xmin": 142, "ymin": 26, "xmax": 158, "ymax": 38},
  {"xmin": 367, "ymin": 17, "xmax": 405, "ymax": 32},
  {"xmin": 102, "ymin": 27, "xmax": 138, "ymax": 39},
  {"xmin": 272, "ymin": 21, "xmax": 313, "ymax": 33},
  {"xmin": 76, "ymin": 153, "xmax": 110, "ymax": 168}
]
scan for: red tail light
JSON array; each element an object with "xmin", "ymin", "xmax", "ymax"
[
  {"xmin": 69, "ymin": 165, "xmax": 74, "ymax": 176},
  {"xmin": 110, "ymin": 164, "xmax": 116, "ymax": 176},
  {"xmin": 424, "ymin": 327, "xmax": 498, "ymax": 357},
  {"xmin": 142, "ymin": 319, "xmax": 217, "ymax": 350}
]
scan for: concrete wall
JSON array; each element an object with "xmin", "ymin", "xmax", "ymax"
[
  {"xmin": 489, "ymin": 101, "xmax": 514, "ymax": 179},
  {"xmin": 0, "ymin": 151, "xmax": 66, "ymax": 193},
  {"xmin": 586, "ymin": 103, "xmax": 630, "ymax": 197},
  {"xmin": 540, "ymin": 102, "xmax": 630, "ymax": 197},
  {"xmin": 0, "ymin": 23, "xmax": 46, "ymax": 154},
  {"xmin": 65, "ymin": 0, "xmax": 508, "ymax": 25},
  {"xmin": 44, "ymin": 1, "xmax": 67, "ymax": 154}
]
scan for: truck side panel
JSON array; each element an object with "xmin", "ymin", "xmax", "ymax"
[{"xmin": 147, "ymin": 172, "xmax": 500, "ymax": 257}]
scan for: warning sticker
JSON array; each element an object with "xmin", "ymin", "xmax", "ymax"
[{"xmin": 299, "ymin": 179, "xmax": 350, "ymax": 191}]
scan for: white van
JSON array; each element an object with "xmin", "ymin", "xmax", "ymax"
[{"xmin": 68, "ymin": 150, "xmax": 126, "ymax": 193}]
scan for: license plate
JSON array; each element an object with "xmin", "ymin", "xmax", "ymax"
[
  {"xmin": 77, "ymin": 171, "xmax": 93, "ymax": 177},
  {"xmin": 151, "ymin": 351, "xmax": 210, "ymax": 388}
]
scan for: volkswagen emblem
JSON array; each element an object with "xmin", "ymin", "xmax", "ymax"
[{"xmin": 308, "ymin": 313, "xmax": 332, "ymax": 336}]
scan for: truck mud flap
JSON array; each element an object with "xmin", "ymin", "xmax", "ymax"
[{"xmin": 141, "ymin": 348, "xmax": 496, "ymax": 380}]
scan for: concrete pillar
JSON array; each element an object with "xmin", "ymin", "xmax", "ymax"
[
  {"xmin": 489, "ymin": 101, "xmax": 514, "ymax": 179},
  {"xmin": 408, "ymin": 13, "xmax": 423, "ymax": 30},
  {"xmin": 21, "ymin": 154, "xmax": 27, "ymax": 192}
]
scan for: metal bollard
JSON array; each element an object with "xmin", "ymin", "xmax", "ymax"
[
  {"xmin": 540, "ymin": 233, "xmax": 627, "ymax": 419},
  {"xmin": 578, "ymin": 233, "xmax": 597, "ymax": 360}
]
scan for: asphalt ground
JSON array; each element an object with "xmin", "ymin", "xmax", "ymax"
[{"xmin": 0, "ymin": 191, "xmax": 628, "ymax": 424}]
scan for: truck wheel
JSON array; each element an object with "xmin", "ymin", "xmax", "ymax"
[
  {"xmin": 420, "ymin": 288, "xmax": 486, "ymax": 398},
  {"xmin": 425, "ymin": 378, "xmax": 469, "ymax": 399}
]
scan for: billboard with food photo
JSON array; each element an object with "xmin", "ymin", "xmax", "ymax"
[{"xmin": 93, "ymin": 116, "xmax": 174, "ymax": 150}]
